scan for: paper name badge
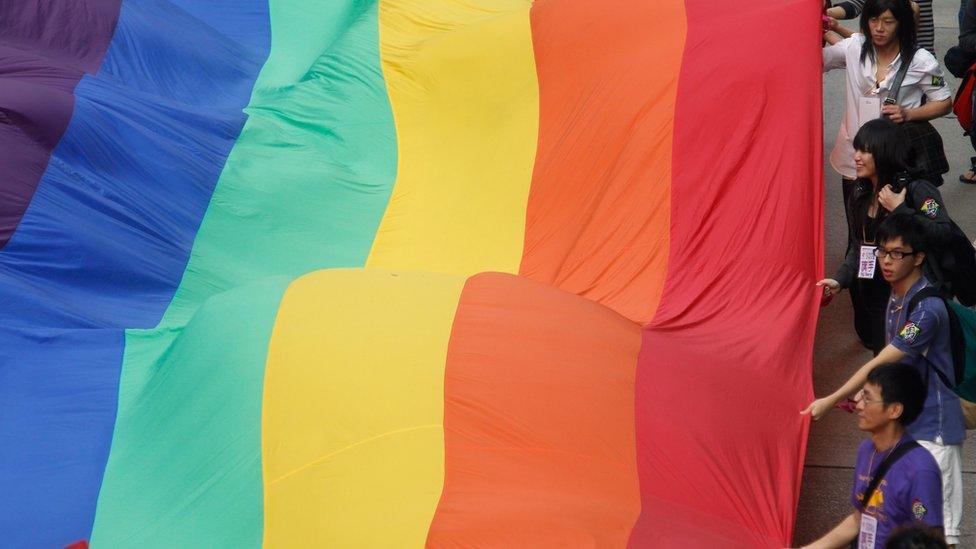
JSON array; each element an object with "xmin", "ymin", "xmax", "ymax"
[
  {"xmin": 857, "ymin": 96, "xmax": 882, "ymax": 122},
  {"xmin": 858, "ymin": 245, "xmax": 877, "ymax": 279},
  {"xmin": 859, "ymin": 513, "xmax": 878, "ymax": 549}
]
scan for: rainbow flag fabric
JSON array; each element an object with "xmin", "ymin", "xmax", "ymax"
[{"xmin": 0, "ymin": 1, "xmax": 823, "ymax": 547}]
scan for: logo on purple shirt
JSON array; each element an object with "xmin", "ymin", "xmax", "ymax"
[
  {"xmin": 899, "ymin": 322, "xmax": 920, "ymax": 344},
  {"xmin": 912, "ymin": 499, "xmax": 928, "ymax": 520}
]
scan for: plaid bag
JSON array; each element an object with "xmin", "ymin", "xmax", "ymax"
[
  {"xmin": 887, "ymin": 47, "xmax": 950, "ymax": 187},
  {"xmin": 901, "ymin": 120, "xmax": 949, "ymax": 186}
]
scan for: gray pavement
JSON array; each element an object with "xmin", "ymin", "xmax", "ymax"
[{"xmin": 793, "ymin": 3, "xmax": 976, "ymax": 546}]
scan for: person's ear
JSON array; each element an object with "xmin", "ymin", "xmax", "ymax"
[
  {"xmin": 887, "ymin": 402, "xmax": 904, "ymax": 421},
  {"xmin": 914, "ymin": 251, "xmax": 925, "ymax": 268}
]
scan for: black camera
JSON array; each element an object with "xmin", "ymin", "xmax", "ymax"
[{"xmin": 889, "ymin": 171, "xmax": 912, "ymax": 193}]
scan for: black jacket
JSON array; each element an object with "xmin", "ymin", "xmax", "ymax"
[
  {"xmin": 834, "ymin": 179, "xmax": 952, "ymax": 288},
  {"xmin": 961, "ymin": 0, "xmax": 976, "ymax": 52}
]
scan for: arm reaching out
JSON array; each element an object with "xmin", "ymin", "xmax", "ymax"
[
  {"xmin": 802, "ymin": 344, "xmax": 906, "ymax": 420},
  {"xmin": 828, "ymin": 17, "xmax": 854, "ymax": 39},
  {"xmin": 817, "ymin": 278, "xmax": 841, "ymax": 297},
  {"xmin": 798, "ymin": 512, "xmax": 861, "ymax": 549}
]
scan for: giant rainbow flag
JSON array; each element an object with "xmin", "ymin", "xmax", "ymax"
[{"xmin": 0, "ymin": 1, "xmax": 824, "ymax": 547}]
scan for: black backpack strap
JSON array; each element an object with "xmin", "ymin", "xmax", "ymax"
[
  {"xmin": 905, "ymin": 286, "xmax": 965, "ymax": 392},
  {"xmin": 918, "ymin": 348, "xmax": 956, "ymax": 391},
  {"xmin": 886, "ymin": 48, "xmax": 918, "ymax": 105},
  {"xmin": 859, "ymin": 440, "xmax": 921, "ymax": 512},
  {"xmin": 907, "ymin": 287, "xmax": 944, "ymax": 315}
]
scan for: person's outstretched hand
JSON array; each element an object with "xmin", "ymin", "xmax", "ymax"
[
  {"xmin": 801, "ymin": 397, "xmax": 833, "ymax": 421},
  {"xmin": 817, "ymin": 278, "xmax": 841, "ymax": 297}
]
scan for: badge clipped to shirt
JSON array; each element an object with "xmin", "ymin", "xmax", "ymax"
[
  {"xmin": 859, "ymin": 513, "xmax": 878, "ymax": 549},
  {"xmin": 858, "ymin": 245, "xmax": 877, "ymax": 279},
  {"xmin": 857, "ymin": 96, "xmax": 883, "ymax": 123}
]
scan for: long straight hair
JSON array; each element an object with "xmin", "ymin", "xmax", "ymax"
[{"xmin": 859, "ymin": 0, "xmax": 917, "ymax": 64}]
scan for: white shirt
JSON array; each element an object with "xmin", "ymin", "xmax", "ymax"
[{"xmin": 823, "ymin": 34, "xmax": 951, "ymax": 178}]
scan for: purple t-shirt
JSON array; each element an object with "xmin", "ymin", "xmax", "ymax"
[{"xmin": 850, "ymin": 436, "xmax": 944, "ymax": 548}]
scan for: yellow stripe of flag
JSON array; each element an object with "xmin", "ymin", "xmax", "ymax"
[
  {"xmin": 262, "ymin": 269, "xmax": 465, "ymax": 547},
  {"xmin": 367, "ymin": 0, "xmax": 538, "ymax": 275}
]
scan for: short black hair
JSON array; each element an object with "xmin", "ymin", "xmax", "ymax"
[
  {"xmin": 859, "ymin": 0, "xmax": 917, "ymax": 64},
  {"xmin": 852, "ymin": 118, "xmax": 914, "ymax": 187},
  {"xmin": 876, "ymin": 213, "xmax": 928, "ymax": 256},
  {"xmin": 885, "ymin": 523, "xmax": 948, "ymax": 548},
  {"xmin": 866, "ymin": 363, "xmax": 925, "ymax": 426}
]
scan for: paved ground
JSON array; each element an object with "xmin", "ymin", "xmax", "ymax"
[{"xmin": 792, "ymin": 4, "xmax": 976, "ymax": 546}]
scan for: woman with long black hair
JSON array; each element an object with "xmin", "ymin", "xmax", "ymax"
[
  {"xmin": 827, "ymin": 0, "xmax": 932, "ymax": 55},
  {"xmin": 823, "ymin": 0, "xmax": 951, "ymax": 244},
  {"xmin": 818, "ymin": 118, "xmax": 951, "ymax": 353}
]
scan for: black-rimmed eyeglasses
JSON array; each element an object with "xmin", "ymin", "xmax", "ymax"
[{"xmin": 873, "ymin": 248, "xmax": 916, "ymax": 260}]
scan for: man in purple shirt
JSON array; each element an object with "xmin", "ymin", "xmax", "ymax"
[
  {"xmin": 801, "ymin": 363, "xmax": 943, "ymax": 548},
  {"xmin": 804, "ymin": 214, "xmax": 964, "ymax": 545}
]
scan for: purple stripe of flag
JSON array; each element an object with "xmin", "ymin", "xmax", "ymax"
[{"xmin": 0, "ymin": 1, "xmax": 121, "ymax": 248}]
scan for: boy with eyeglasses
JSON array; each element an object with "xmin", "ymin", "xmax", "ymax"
[
  {"xmin": 804, "ymin": 214, "xmax": 965, "ymax": 546},
  {"xmin": 800, "ymin": 363, "xmax": 943, "ymax": 549}
]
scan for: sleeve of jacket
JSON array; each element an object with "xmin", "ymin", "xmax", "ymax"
[
  {"xmin": 834, "ymin": 0, "xmax": 864, "ymax": 19},
  {"xmin": 896, "ymin": 180, "xmax": 953, "ymax": 247},
  {"xmin": 834, "ymin": 188, "xmax": 861, "ymax": 289},
  {"xmin": 961, "ymin": 0, "xmax": 976, "ymax": 52},
  {"xmin": 834, "ymin": 244, "xmax": 859, "ymax": 289}
]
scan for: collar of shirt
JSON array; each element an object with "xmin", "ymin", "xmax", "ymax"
[
  {"xmin": 859, "ymin": 49, "xmax": 903, "ymax": 95},
  {"xmin": 889, "ymin": 276, "xmax": 929, "ymax": 312}
]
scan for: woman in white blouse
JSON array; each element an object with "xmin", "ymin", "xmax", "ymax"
[{"xmin": 823, "ymin": 0, "xmax": 951, "ymax": 242}]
